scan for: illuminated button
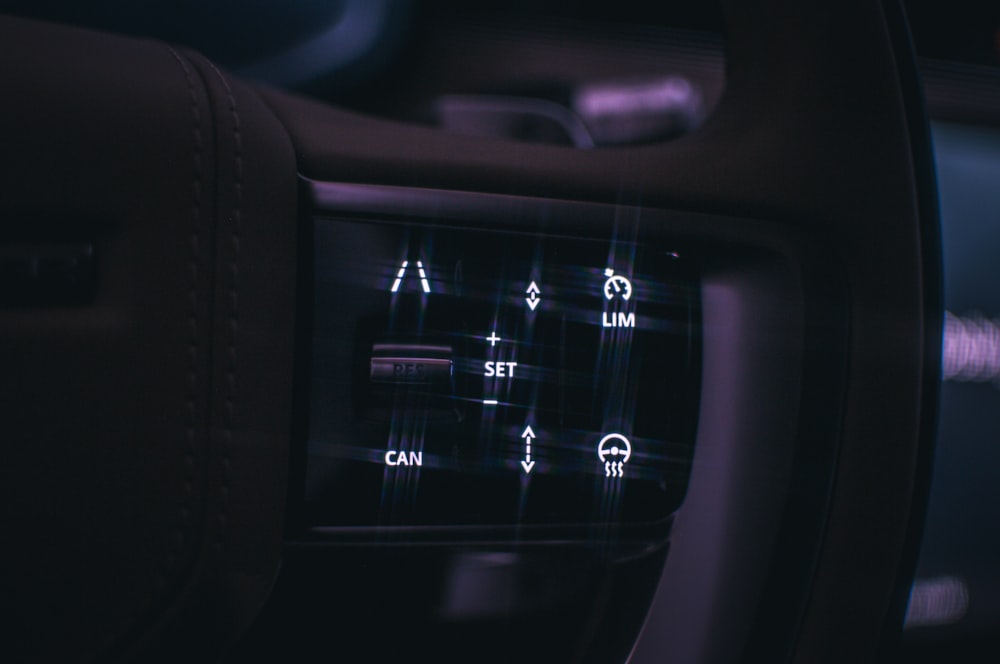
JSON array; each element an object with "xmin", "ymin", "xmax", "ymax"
[
  {"xmin": 520, "ymin": 424, "xmax": 536, "ymax": 474},
  {"xmin": 602, "ymin": 268, "xmax": 633, "ymax": 301},
  {"xmin": 388, "ymin": 260, "xmax": 431, "ymax": 293},
  {"xmin": 601, "ymin": 268, "xmax": 636, "ymax": 328},
  {"xmin": 598, "ymin": 433, "xmax": 632, "ymax": 478},
  {"xmin": 525, "ymin": 281, "xmax": 541, "ymax": 310},
  {"xmin": 483, "ymin": 361, "xmax": 518, "ymax": 378}
]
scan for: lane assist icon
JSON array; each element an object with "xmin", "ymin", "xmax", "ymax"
[
  {"xmin": 389, "ymin": 260, "xmax": 431, "ymax": 293},
  {"xmin": 598, "ymin": 433, "xmax": 631, "ymax": 478},
  {"xmin": 603, "ymin": 269, "xmax": 632, "ymax": 301}
]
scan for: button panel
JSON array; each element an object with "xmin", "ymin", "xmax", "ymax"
[{"xmin": 306, "ymin": 219, "xmax": 701, "ymax": 528}]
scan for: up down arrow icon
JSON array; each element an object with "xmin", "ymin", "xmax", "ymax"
[
  {"xmin": 525, "ymin": 281, "xmax": 541, "ymax": 311},
  {"xmin": 521, "ymin": 424, "xmax": 536, "ymax": 474}
]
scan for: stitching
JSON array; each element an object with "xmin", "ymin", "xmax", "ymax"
[
  {"xmin": 162, "ymin": 47, "xmax": 203, "ymax": 587},
  {"xmin": 207, "ymin": 60, "xmax": 242, "ymax": 555}
]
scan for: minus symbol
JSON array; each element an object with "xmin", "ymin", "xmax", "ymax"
[{"xmin": 483, "ymin": 399, "xmax": 499, "ymax": 405}]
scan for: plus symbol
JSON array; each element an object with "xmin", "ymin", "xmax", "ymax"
[{"xmin": 487, "ymin": 331, "xmax": 501, "ymax": 347}]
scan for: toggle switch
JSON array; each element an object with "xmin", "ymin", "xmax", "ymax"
[
  {"xmin": 362, "ymin": 343, "xmax": 460, "ymax": 421},
  {"xmin": 370, "ymin": 344, "xmax": 453, "ymax": 386}
]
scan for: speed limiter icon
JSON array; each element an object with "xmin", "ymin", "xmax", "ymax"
[
  {"xmin": 602, "ymin": 268, "xmax": 633, "ymax": 301},
  {"xmin": 598, "ymin": 433, "xmax": 632, "ymax": 478}
]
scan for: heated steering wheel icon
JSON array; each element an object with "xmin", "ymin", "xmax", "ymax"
[{"xmin": 597, "ymin": 433, "xmax": 632, "ymax": 478}]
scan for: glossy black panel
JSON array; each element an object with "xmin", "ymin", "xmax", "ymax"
[{"xmin": 306, "ymin": 218, "xmax": 700, "ymax": 527}]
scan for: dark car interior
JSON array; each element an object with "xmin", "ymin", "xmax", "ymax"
[{"xmin": 1, "ymin": 1, "xmax": 998, "ymax": 662}]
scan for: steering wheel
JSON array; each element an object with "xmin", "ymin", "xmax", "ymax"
[{"xmin": 0, "ymin": 2, "xmax": 939, "ymax": 662}]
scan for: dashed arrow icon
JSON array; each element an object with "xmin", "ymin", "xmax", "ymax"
[
  {"xmin": 520, "ymin": 425, "xmax": 536, "ymax": 474},
  {"xmin": 525, "ymin": 281, "xmax": 541, "ymax": 311}
]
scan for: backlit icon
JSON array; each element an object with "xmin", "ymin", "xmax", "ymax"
[
  {"xmin": 520, "ymin": 425, "xmax": 536, "ymax": 474},
  {"xmin": 389, "ymin": 260, "xmax": 431, "ymax": 293},
  {"xmin": 525, "ymin": 281, "xmax": 541, "ymax": 311},
  {"xmin": 603, "ymin": 268, "xmax": 632, "ymax": 301},
  {"xmin": 597, "ymin": 433, "xmax": 631, "ymax": 478},
  {"xmin": 487, "ymin": 331, "xmax": 501, "ymax": 347},
  {"xmin": 384, "ymin": 450, "xmax": 423, "ymax": 467}
]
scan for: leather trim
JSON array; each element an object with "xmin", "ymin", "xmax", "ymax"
[
  {"xmin": 0, "ymin": 17, "xmax": 297, "ymax": 663},
  {"xmin": 161, "ymin": 44, "xmax": 209, "ymax": 600}
]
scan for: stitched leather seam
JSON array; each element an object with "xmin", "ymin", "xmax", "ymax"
[
  {"xmin": 207, "ymin": 61, "xmax": 241, "ymax": 555},
  {"xmin": 163, "ymin": 46, "xmax": 203, "ymax": 586}
]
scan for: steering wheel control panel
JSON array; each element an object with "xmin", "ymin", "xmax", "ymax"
[{"xmin": 304, "ymin": 217, "xmax": 701, "ymax": 530}]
